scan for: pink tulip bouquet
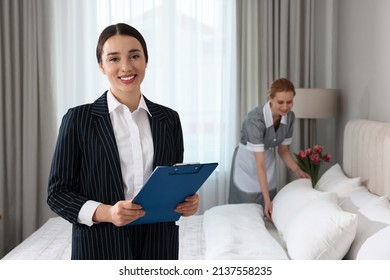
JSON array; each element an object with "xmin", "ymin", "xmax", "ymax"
[{"xmin": 294, "ymin": 145, "xmax": 332, "ymax": 187}]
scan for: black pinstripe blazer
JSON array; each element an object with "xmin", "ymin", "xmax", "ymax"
[{"xmin": 47, "ymin": 91, "xmax": 184, "ymax": 259}]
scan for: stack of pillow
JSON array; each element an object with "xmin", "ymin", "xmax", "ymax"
[{"xmin": 272, "ymin": 163, "xmax": 390, "ymax": 260}]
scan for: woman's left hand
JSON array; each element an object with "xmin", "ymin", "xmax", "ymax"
[
  {"xmin": 175, "ymin": 194, "xmax": 199, "ymax": 216},
  {"xmin": 295, "ymin": 168, "xmax": 311, "ymax": 179}
]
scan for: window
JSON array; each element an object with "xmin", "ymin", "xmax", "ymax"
[{"xmin": 52, "ymin": 0, "xmax": 237, "ymax": 212}]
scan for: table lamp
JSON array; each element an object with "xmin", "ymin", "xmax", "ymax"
[{"xmin": 293, "ymin": 88, "xmax": 337, "ymax": 147}]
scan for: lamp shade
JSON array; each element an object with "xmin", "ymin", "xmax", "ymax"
[{"xmin": 293, "ymin": 88, "xmax": 337, "ymax": 119}]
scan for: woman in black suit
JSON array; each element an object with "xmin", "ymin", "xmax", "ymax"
[{"xmin": 47, "ymin": 23, "xmax": 198, "ymax": 260}]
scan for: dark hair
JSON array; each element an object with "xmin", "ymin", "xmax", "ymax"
[
  {"xmin": 268, "ymin": 78, "xmax": 296, "ymax": 98},
  {"xmin": 96, "ymin": 23, "xmax": 148, "ymax": 64}
]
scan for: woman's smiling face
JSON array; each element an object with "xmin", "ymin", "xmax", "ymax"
[
  {"xmin": 269, "ymin": 91, "xmax": 294, "ymax": 116},
  {"xmin": 99, "ymin": 35, "xmax": 147, "ymax": 97}
]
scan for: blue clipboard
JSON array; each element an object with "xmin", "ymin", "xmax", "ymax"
[{"xmin": 128, "ymin": 162, "xmax": 218, "ymax": 226}]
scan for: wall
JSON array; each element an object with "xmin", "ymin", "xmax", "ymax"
[
  {"xmin": 336, "ymin": 0, "xmax": 390, "ymax": 162},
  {"xmin": 306, "ymin": 0, "xmax": 390, "ymax": 170}
]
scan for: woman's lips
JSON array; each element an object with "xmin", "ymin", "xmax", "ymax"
[{"xmin": 119, "ymin": 75, "xmax": 135, "ymax": 84}]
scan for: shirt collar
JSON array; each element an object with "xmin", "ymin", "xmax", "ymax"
[
  {"xmin": 263, "ymin": 101, "xmax": 288, "ymax": 128},
  {"xmin": 107, "ymin": 90, "xmax": 152, "ymax": 116}
]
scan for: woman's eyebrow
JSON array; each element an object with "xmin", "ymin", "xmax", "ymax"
[
  {"xmin": 106, "ymin": 49, "xmax": 141, "ymax": 56},
  {"xmin": 106, "ymin": 51, "xmax": 120, "ymax": 56},
  {"xmin": 128, "ymin": 49, "xmax": 142, "ymax": 54}
]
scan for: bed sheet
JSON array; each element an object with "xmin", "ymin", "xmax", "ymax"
[
  {"xmin": 177, "ymin": 215, "xmax": 205, "ymax": 259},
  {"xmin": 3, "ymin": 205, "xmax": 286, "ymax": 260},
  {"xmin": 2, "ymin": 215, "xmax": 205, "ymax": 260},
  {"xmin": 2, "ymin": 217, "xmax": 72, "ymax": 260}
]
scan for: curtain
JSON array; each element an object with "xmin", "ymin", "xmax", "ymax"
[
  {"xmin": 51, "ymin": 0, "xmax": 237, "ymax": 214},
  {"xmin": 237, "ymin": 0, "xmax": 326, "ymax": 189},
  {"xmin": 237, "ymin": 0, "xmax": 316, "ymax": 120},
  {"xmin": 0, "ymin": 0, "xmax": 56, "ymax": 258}
]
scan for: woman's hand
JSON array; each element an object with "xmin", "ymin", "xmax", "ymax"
[
  {"xmin": 294, "ymin": 168, "xmax": 311, "ymax": 179},
  {"xmin": 93, "ymin": 201, "xmax": 145, "ymax": 227},
  {"xmin": 109, "ymin": 200, "xmax": 146, "ymax": 226},
  {"xmin": 175, "ymin": 194, "xmax": 199, "ymax": 217},
  {"xmin": 263, "ymin": 199, "xmax": 273, "ymax": 222}
]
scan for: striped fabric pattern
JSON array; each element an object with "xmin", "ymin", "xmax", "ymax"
[{"xmin": 47, "ymin": 91, "xmax": 184, "ymax": 259}]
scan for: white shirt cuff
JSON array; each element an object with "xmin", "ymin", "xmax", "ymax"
[
  {"xmin": 77, "ymin": 200, "xmax": 102, "ymax": 227},
  {"xmin": 245, "ymin": 142, "xmax": 265, "ymax": 152}
]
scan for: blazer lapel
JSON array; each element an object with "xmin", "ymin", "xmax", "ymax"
[
  {"xmin": 144, "ymin": 96, "xmax": 168, "ymax": 168},
  {"xmin": 90, "ymin": 92, "xmax": 125, "ymax": 200}
]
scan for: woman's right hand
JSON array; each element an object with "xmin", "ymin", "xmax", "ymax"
[
  {"xmin": 109, "ymin": 200, "xmax": 145, "ymax": 226},
  {"xmin": 93, "ymin": 201, "xmax": 145, "ymax": 226},
  {"xmin": 263, "ymin": 199, "xmax": 273, "ymax": 222}
]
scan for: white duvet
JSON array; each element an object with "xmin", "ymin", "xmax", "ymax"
[{"xmin": 202, "ymin": 203, "xmax": 289, "ymax": 260}]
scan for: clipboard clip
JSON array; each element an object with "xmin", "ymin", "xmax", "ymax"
[
  {"xmin": 171, "ymin": 163, "xmax": 202, "ymax": 175},
  {"xmin": 173, "ymin": 162, "xmax": 200, "ymax": 166}
]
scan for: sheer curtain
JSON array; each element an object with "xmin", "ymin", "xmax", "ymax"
[{"xmin": 52, "ymin": 0, "xmax": 237, "ymax": 213}]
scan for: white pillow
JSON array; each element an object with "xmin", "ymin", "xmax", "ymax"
[
  {"xmin": 346, "ymin": 196, "xmax": 390, "ymax": 260},
  {"xmin": 339, "ymin": 187, "xmax": 383, "ymax": 212},
  {"xmin": 203, "ymin": 203, "xmax": 289, "ymax": 260},
  {"xmin": 272, "ymin": 179, "xmax": 358, "ymax": 259},
  {"xmin": 357, "ymin": 227, "xmax": 390, "ymax": 259},
  {"xmin": 359, "ymin": 196, "xmax": 390, "ymax": 223},
  {"xmin": 315, "ymin": 164, "xmax": 361, "ymax": 197},
  {"xmin": 272, "ymin": 178, "xmax": 324, "ymax": 240},
  {"xmin": 283, "ymin": 192, "xmax": 358, "ymax": 259}
]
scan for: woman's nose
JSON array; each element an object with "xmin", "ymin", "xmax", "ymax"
[{"xmin": 121, "ymin": 60, "xmax": 133, "ymax": 71}]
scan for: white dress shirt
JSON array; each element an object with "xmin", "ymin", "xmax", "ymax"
[{"xmin": 77, "ymin": 90, "xmax": 154, "ymax": 226}]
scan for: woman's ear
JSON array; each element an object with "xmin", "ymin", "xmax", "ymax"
[{"xmin": 99, "ymin": 63, "xmax": 106, "ymax": 74}]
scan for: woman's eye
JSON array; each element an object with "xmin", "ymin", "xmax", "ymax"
[{"xmin": 109, "ymin": 57, "xmax": 119, "ymax": 62}]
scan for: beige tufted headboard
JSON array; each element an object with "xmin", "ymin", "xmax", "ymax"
[{"xmin": 343, "ymin": 119, "xmax": 390, "ymax": 198}]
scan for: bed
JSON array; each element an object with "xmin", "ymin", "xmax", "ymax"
[{"xmin": 3, "ymin": 119, "xmax": 390, "ymax": 260}]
